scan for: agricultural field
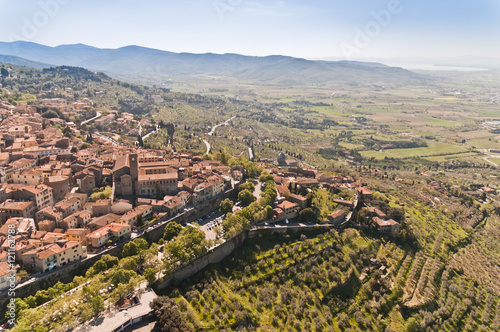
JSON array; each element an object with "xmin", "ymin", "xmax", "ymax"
[
  {"xmin": 152, "ymin": 70, "xmax": 500, "ymax": 172},
  {"xmin": 161, "ymin": 229, "xmax": 407, "ymax": 331},
  {"xmin": 156, "ymin": 165, "xmax": 500, "ymax": 331}
]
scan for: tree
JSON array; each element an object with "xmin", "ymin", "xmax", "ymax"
[
  {"xmin": 150, "ymin": 296, "xmax": 194, "ymax": 332},
  {"xmin": 238, "ymin": 189, "xmax": 256, "ymax": 206},
  {"xmin": 214, "ymin": 151, "xmax": 231, "ymax": 164},
  {"xmin": 164, "ymin": 221, "xmax": 182, "ymax": 241},
  {"xmin": 136, "ymin": 214, "xmax": 144, "ymax": 227},
  {"xmin": 404, "ymin": 318, "xmax": 419, "ymax": 332},
  {"xmin": 90, "ymin": 186, "xmax": 112, "ymax": 201},
  {"xmin": 260, "ymin": 182, "xmax": 277, "ymax": 206},
  {"xmin": 1, "ymin": 68, "xmax": 9, "ymax": 78},
  {"xmin": 101, "ymin": 254, "xmax": 119, "ymax": 269},
  {"xmin": 165, "ymin": 225, "xmax": 208, "ymax": 262},
  {"xmin": 220, "ymin": 198, "xmax": 234, "ymax": 214},
  {"xmin": 165, "ymin": 238, "xmax": 189, "ymax": 262},
  {"xmin": 133, "ymin": 238, "xmax": 149, "ymax": 251},
  {"xmin": 299, "ymin": 208, "xmax": 317, "ymax": 222},
  {"xmin": 63, "ymin": 126, "xmax": 73, "ymax": 138},
  {"xmin": 137, "ymin": 134, "xmax": 144, "ymax": 147},
  {"xmin": 259, "ymin": 171, "xmax": 273, "ymax": 183},
  {"xmin": 122, "ymin": 238, "xmax": 148, "ymax": 258},
  {"xmin": 222, "ymin": 213, "xmax": 250, "ymax": 238},
  {"xmin": 92, "ymin": 260, "xmax": 108, "ymax": 274},
  {"xmin": 111, "ymin": 269, "xmax": 137, "ymax": 285},
  {"xmin": 122, "ymin": 241, "xmax": 138, "ymax": 257},
  {"xmin": 144, "ymin": 267, "xmax": 157, "ymax": 285},
  {"xmin": 238, "ymin": 180, "xmax": 255, "ymax": 193},
  {"xmin": 165, "ymin": 122, "xmax": 175, "ymax": 137},
  {"xmin": 5, "ymin": 298, "xmax": 28, "ymax": 320},
  {"xmin": 388, "ymin": 207, "xmax": 405, "ymax": 222},
  {"xmin": 89, "ymin": 294, "xmax": 104, "ymax": 316},
  {"xmin": 41, "ymin": 110, "xmax": 59, "ymax": 118},
  {"xmin": 82, "ymin": 286, "xmax": 104, "ymax": 316},
  {"xmin": 119, "ymin": 255, "xmax": 141, "ymax": 271}
]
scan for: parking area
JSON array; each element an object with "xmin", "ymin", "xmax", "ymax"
[{"xmin": 194, "ymin": 210, "xmax": 225, "ymax": 240}]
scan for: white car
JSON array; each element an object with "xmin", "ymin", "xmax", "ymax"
[{"xmin": 285, "ymin": 219, "xmax": 289, "ymax": 224}]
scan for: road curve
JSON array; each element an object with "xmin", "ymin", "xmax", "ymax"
[
  {"xmin": 203, "ymin": 139, "xmax": 211, "ymax": 155},
  {"xmin": 81, "ymin": 111, "xmax": 101, "ymax": 125}
]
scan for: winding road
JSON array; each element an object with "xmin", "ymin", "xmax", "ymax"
[
  {"xmin": 203, "ymin": 139, "xmax": 211, "ymax": 155},
  {"xmin": 208, "ymin": 116, "xmax": 236, "ymax": 136},
  {"xmin": 80, "ymin": 111, "xmax": 101, "ymax": 125},
  {"xmin": 480, "ymin": 149, "xmax": 499, "ymax": 167},
  {"xmin": 95, "ymin": 132, "xmax": 121, "ymax": 146},
  {"xmin": 203, "ymin": 116, "xmax": 236, "ymax": 155},
  {"xmin": 142, "ymin": 124, "xmax": 159, "ymax": 140}
]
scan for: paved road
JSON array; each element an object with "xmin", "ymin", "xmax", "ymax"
[
  {"xmin": 81, "ymin": 111, "xmax": 101, "ymax": 125},
  {"xmin": 480, "ymin": 149, "xmax": 500, "ymax": 167},
  {"xmin": 95, "ymin": 132, "xmax": 121, "ymax": 145},
  {"xmin": 250, "ymin": 220, "xmax": 337, "ymax": 230},
  {"xmin": 203, "ymin": 116, "xmax": 235, "ymax": 154},
  {"xmin": 208, "ymin": 116, "xmax": 236, "ymax": 136},
  {"xmin": 483, "ymin": 157, "xmax": 499, "ymax": 167},
  {"xmin": 142, "ymin": 124, "xmax": 159, "ymax": 140},
  {"xmin": 204, "ymin": 116, "xmax": 258, "ymax": 162},
  {"xmin": 203, "ymin": 139, "xmax": 211, "ymax": 155}
]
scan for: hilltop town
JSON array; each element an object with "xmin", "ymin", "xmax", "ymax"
[
  {"xmin": 1, "ymin": 63, "xmax": 500, "ymax": 332},
  {"xmin": 0, "ymin": 87, "xmax": 411, "ymax": 295}
]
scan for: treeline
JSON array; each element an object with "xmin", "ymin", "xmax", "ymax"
[{"xmin": 361, "ymin": 137, "xmax": 428, "ymax": 150}]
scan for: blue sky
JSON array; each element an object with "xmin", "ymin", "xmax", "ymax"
[{"xmin": 0, "ymin": 0, "xmax": 498, "ymax": 59}]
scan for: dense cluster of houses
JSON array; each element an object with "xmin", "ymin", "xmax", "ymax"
[
  {"xmin": 258, "ymin": 161, "xmax": 401, "ymax": 233},
  {"xmin": 0, "ymin": 94, "xmax": 406, "ymax": 291},
  {"xmin": 0, "ymin": 99, "xmax": 238, "ymax": 290}
]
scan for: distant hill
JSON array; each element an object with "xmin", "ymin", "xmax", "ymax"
[
  {"xmin": 0, "ymin": 54, "xmax": 51, "ymax": 69},
  {"xmin": 0, "ymin": 41, "xmax": 428, "ymax": 86}
]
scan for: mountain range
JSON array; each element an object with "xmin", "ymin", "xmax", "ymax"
[{"xmin": 0, "ymin": 41, "xmax": 428, "ymax": 86}]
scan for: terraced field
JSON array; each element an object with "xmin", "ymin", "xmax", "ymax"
[{"xmin": 161, "ymin": 197, "xmax": 500, "ymax": 331}]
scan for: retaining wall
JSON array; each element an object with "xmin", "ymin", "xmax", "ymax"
[
  {"xmin": 0, "ymin": 189, "xmax": 236, "ymax": 317},
  {"xmin": 156, "ymin": 232, "xmax": 247, "ymax": 290}
]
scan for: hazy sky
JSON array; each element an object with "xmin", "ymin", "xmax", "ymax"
[{"xmin": 0, "ymin": 0, "xmax": 499, "ymax": 59}]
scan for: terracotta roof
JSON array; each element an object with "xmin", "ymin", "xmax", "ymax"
[
  {"xmin": 113, "ymin": 154, "xmax": 130, "ymax": 172},
  {"xmin": 328, "ymin": 210, "xmax": 345, "ymax": 219},
  {"xmin": 373, "ymin": 217, "xmax": 399, "ymax": 227},
  {"xmin": 37, "ymin": 247, "xmax": 58, "ymax": 259},
  {"xmin": 277, "ymin": 200, "xmax": 298, "ymax": 210},
  {"xmin": 53, "ymin": 241, "xmax": 80, "ymax": 252},
  {"xmin": 138, "ymin": 172, "xmax": 177, "ymax": 181},
  {"xmin": 0, "ymin": 200, "xmax": 33, "ymax": 210},
  {"xmin": 0, "ymin": 262, "xmax": 11, "ymax": 277},
  {"xmin": 47, "ymin": 175, "xmax": 69, "ymax": 183},
  {"xmin": 65, "ymin": 228, "xmax": 88, "ymax": 236},
  {"xmin": 87, "ymin": 222, "xmax": 130, "ymax": 239}
]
